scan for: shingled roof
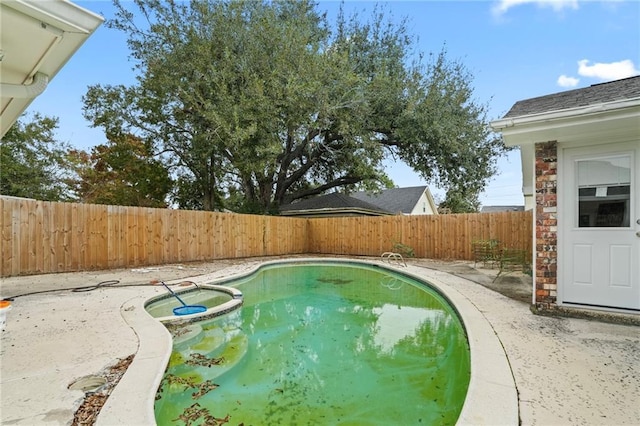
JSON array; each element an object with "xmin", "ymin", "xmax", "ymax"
[
  {"xmin": 351, "ymin": 186, "xmax": 428, "ymax": 214},
  {"xmin": 279, "ymin": 192, "xmax": 392, "ymax": 216},
  {"xmin": 503, "ymin": 75, "xmax": 640, "ymax": 118}
]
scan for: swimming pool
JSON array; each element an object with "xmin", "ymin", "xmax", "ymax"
[{"xmin": 154, "ymin": 261, "xmax": 470, "ymax": 425}]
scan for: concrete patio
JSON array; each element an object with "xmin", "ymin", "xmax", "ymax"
[{"xmin": 1, "ymin": 257, "xmax": 638, "ymax": 425}]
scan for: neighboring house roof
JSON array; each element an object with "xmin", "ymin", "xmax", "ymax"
[
  {"xmin": 280, "ymin": 186, "xmax": 440, "ymax": 217},
  {"xmin": 352, "ymin": 186, "xmax": 422, "ymax": 214},
  {"xmin": 352, "ymin": 185, "xmax": 438, "ymax": 215},
  {"xmin": 279, "ymin": 193, "xmax": 392, "ymax": 217},
  {"xmin": 0, "ymin": 0, "xmax": 103, "ymax": 137},
  {"xmin": 481, "ymin": 205, "xmax": 524, "ymax": 213}
]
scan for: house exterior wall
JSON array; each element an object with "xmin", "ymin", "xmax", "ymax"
[
  {"xmin": 409, "ymin": 192, "xmax": 437, "ymax": 215},
  {"xmin": 534, "ymin": 141, "xmax": 558, "ymax": 309}
]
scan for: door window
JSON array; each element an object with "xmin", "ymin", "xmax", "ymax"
[{"xmin": 576, "ymin": 155, "xmax": 631, "ymax": 227}]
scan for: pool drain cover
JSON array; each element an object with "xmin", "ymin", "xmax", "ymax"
[{"xmin": 68, "ymin": 375, "xmax": 107, "ymax": 392}]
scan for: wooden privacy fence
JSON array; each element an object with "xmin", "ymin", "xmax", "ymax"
[
  {"xmin": 1, "ymin": 196, "xmax": 532, "ymax": 277},
  {"xmin": 306, "ymin": 211, "xmax": 532, "ymax": 260},
  {"xmin": 1, "ymin": 197, "xmax": 308, "ymax": 277}
]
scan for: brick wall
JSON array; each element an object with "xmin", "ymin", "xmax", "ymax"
[{"xmin": 534, "ymin": 141, "xmax": 558, "ymax": 309}]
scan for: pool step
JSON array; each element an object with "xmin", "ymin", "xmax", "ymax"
[
  {"xmin": 169, "ymin": 331, "xmax": 249, "ymax": 381},
  {"xmin": 188, "ymin": 327, "xmax": 226, "ymax": 354},
  {"xmin": 172, "ymin": 324, "xmax": 204, "ymax": 349}
]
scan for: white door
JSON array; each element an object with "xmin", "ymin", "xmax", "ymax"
[{"xmin": 562, "ymin": 141, "xmax": 640, "ymax": 311}]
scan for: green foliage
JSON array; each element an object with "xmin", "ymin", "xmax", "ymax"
[
  {"xmin": 472, "ymin": 238, "xmax": 500, "ymax": 249},
  {"xmin": 472, "ymin": 239, "xmax": 500, "ymax": 268},
  {"xmin": 83, "ymin": 0, "xmax": 509, "ymax": 212},
  {"xmin": 0, "ymin": 113, "xmax": 75, "ymax": 201},
  {"xmin": 69, "ymin": 133, "xmax": 172, "ymax": 207},
  {"xmin": 438, "ymin": 187, "xmax": 481, "ymax": 213},
  {"xmin": 392, "ymin": 242, "xmax": 415, "ymax": 258}
]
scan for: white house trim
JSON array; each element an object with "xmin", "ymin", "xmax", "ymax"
[
  {"xmin": 0, "ymin": 0, "xmax": 103, "ymax": 137},
  {"xmin": 491, "ymin": 77, "xmax": 640, "ymax": 314},
  {"xmin": 492, "ymin": 98, "xmax": 640, "ymax": 212},
  {"xmin": 491, "ymin": 98, "xmax": 640, "ymax": 147}
]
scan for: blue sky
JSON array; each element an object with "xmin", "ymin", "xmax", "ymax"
[{"xmin": 24, "ymin": 0, "xmax": 640, "ymax": 207}]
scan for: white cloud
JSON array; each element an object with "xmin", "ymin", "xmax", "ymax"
[
  {"xmin": 557, "ymin": 75, "xmax": 580, "ymax": 87},
  {"xmin": 492, "ymin": 0, "xmax": 579, "ymax": 17},
  {"xmin": 577, "ymin": 59, "xmax": 640, "ymax": 81}
]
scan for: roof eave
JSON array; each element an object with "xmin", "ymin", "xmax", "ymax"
[
  {"xmin": 491, "ymin": 98, "xmax": 640, "ymax": 147},
  {"xmin": 0, "ymin": 0, "xmax": 104, "ymax": 137},
  {"xmin": 424, "ymin": 188, "xmax": 439, "ymax": 215},
  {"xmin": 8, "ymin": 0, "xmax": 104, "ymax": 33}
]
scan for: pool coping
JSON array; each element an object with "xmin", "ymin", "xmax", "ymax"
[
  {"xmin": 95, "ymin": 257, "xmax": 518, "ymax": 425},
  {"xmin": 398, "ymin": 263, "xmax": 519, "ymax": 425}
]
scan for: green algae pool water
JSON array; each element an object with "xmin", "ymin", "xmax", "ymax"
[{"xmin": 155, "ymin": 262, "xmax": 470, "ymax": 425}]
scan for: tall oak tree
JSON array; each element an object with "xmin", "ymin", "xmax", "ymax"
[{"xmin": 83, "ymin": 0, "xmax": 508, "ymax": 212}]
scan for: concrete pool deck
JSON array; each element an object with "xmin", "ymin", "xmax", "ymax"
[{"xmin": 1, "ymin": 257, "xmax": 638, "ymax": 425}]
